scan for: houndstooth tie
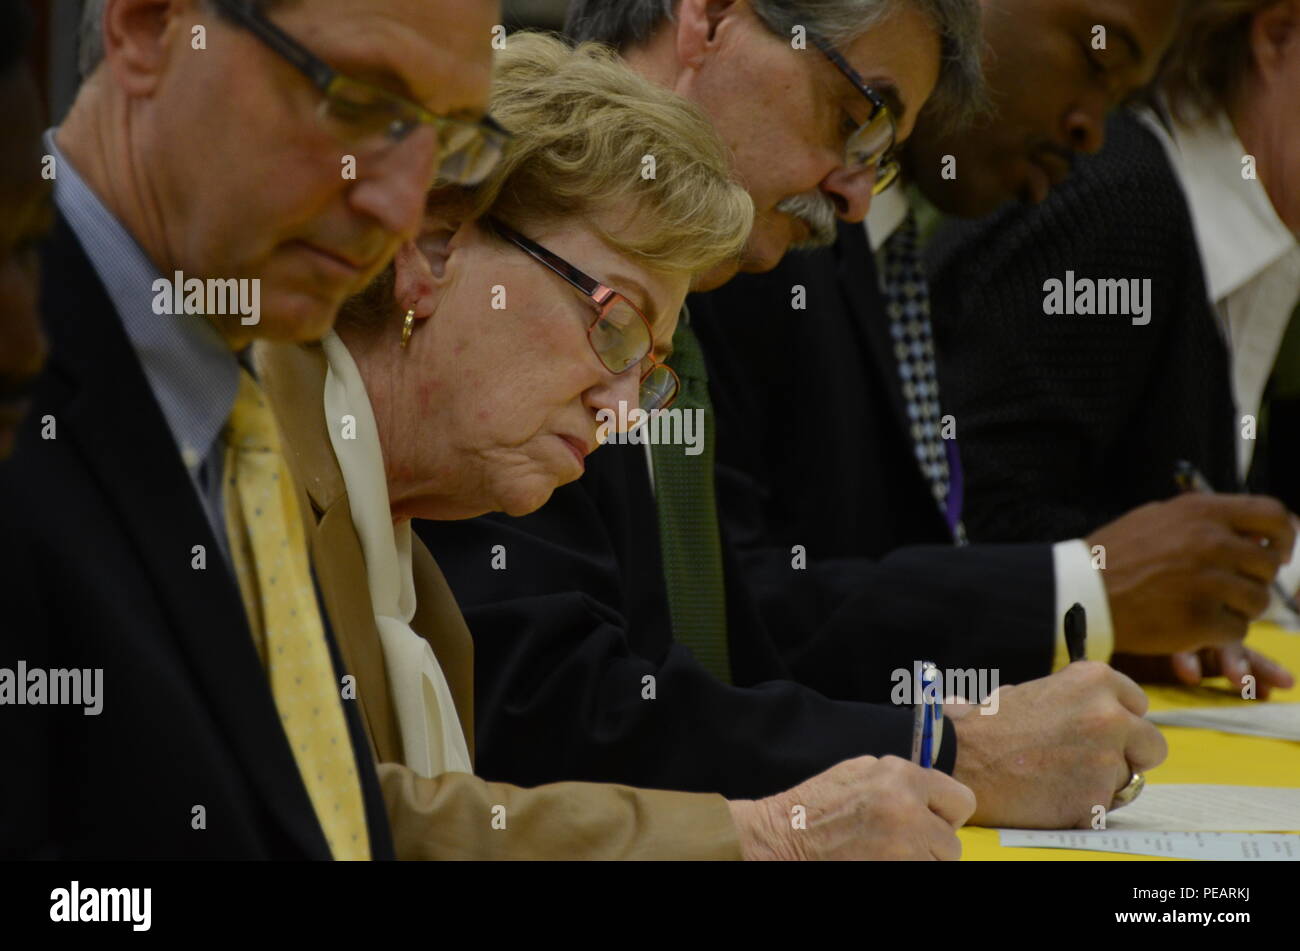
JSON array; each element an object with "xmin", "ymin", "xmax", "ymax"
[{"xmin": 881, "ymin": 211, "xmax": 967, "ymax": 545}]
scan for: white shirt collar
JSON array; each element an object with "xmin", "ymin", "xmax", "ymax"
[
  {"xmin": 1137, "ymin": 102, "xmax": 1298, "ymax": 303},
  {"xmin": 865, "ymin": 184, "xmax": 911, "ymax": 252}
]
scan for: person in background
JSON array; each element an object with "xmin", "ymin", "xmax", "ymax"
[
  {"xmin": 0, "ymin": 0, "xmax": 50, "ymax": 462},
  {"xmin": 1140, "ymin": 0, "xmax": 1300, "ymax": 534},
  {"xmin": 928, "ymin": 0, "xmax": 1300, "ymax": 687}
]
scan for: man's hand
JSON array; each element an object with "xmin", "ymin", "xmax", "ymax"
[
  {"xmin": 949, "ymin": 662, "xmax": 1166, "ymax": 829},
  {"xmin": 728, "ymin": 755, "xmax": 975, "ymax": 860},
  {"xmin": 1088, "ymin": 494, "xmax": 1295, "ymax": 654},
  {"xmin": 1112, "ymin": 645, "xmax": 1295, "ymax": 698}
]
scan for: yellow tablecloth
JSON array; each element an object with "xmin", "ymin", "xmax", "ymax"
[{"xmin": 960, "ymin": 623, "xmax": 1300, "ymax": 860}]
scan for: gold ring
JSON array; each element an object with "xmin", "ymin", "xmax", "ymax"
[{"xmin": 1110, "ymin": 771, "xmax": 1145, "ymax": 810}]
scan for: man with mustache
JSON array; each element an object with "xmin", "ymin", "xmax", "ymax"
[
  {"xmin": 419, "ymin": 0, "xmax": 1171, "ymax": 830},
  {"xmin": 692, "ymin": 0, "xmax": 1297, "ymax": 702}
]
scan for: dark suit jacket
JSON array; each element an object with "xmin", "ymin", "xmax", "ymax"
[
  {"xmin": 0, "ymin": 216, "xmax": 393, "ymax": 859},
  {"xmin": 689, "ymin": 221, "xmax": 1056, "ymax": 702},
  {"xmin": 926, "ymin": 111, "xmax": 1238, "ymax": 542},
  {"xmin": 416, "ymin": 436, "xmax": 956, "ymax": 802}
]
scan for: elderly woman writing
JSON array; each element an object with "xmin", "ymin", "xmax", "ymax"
[{"xmin": 259, "ymin": 33, "xmax": 974, "ymax": 860}]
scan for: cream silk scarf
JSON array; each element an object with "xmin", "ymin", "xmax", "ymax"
[{"xmin": 321, "ymin": 332, "xmax": 473, "ymax": 778}]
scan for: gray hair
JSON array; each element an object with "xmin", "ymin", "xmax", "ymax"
[
  {"xmin": 78, "ymin": 0, "xmax": 291, "ymax": 79},
  {"xmin": 78, "ymin": 0, "xmax": 106, "ymax": 78},
  {"xmin": 565, "ymin": 0, "xmax": 986, "ymax": 131}
]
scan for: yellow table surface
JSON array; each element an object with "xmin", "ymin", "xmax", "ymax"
[{"xmin": 960, "ymin": 623, "xmax": 1300, "ymax": 860}]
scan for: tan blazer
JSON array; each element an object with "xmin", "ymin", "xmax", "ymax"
[{"xmin": 255, "ymin": 341, "xmax": 742, "ymax": 860}]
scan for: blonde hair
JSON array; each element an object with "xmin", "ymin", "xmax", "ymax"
[
  {"xmin": 341, "ymin": 31, "xmax": 753, "ymax": 333},
  {"xmin": 465, "ymin": 31, "xmax": 752, "ymax": 271}
]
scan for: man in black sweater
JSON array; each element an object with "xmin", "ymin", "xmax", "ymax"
[{"xmin": 927, "ymin": 111, "xmax": 1237, "ymax": 543}]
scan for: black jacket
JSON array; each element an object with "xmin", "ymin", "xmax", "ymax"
[
  {"xmin": 416, "ymin": 434, "xmax": 957, "ymax": 801},
  {"xmin": 927, "ymin": 111, "xmax": 1238, "ymax": 543},
  {"xmin": 690, "ymin": 221, "xmax": 1056, "ymax": 702},
  {"xmin": 0, "ymin": 217, "xmax": 393, "ymax": 859}
]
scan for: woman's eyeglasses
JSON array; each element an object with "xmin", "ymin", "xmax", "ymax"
[
  {"xmin": 487, "ymin": 218, "xmax": 679, "ymax": 413},
  {"xmin": 213, "ymin": 0, "xmax": 511, "ymax": 186}
]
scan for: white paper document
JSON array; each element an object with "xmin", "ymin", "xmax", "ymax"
[
  {"xmin": 1102, "ymin": 784, "xmax": 1300, "ymax": 831},
  {"xmin": 1147, "ymin": 702, "xmax": 1300, "ymax": 741},
  {"xmin": 997, "ymin": 830, "xmax": 1300, "ymax": 860}
]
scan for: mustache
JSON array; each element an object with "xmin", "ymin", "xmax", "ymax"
[{"xmin": 777, "ymin": 191, "xmax": 839, "ymax": 250}]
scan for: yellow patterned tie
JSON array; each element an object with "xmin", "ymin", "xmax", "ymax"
[{"xmin": 222, "ymin": 368, "xmax": 371, "ymax": 860}]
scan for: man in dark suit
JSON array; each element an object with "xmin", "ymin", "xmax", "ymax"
[
  {"xmin": 693, "ymin": 0, "xmax": 1297, "ymax": 697},
  {"xmin": 419, "ymin": 0, "xmax": 1170, "ymax": 831},
  {"xmin": 694, "ymin": 221, "xmax": 1055, "ymax": 703},
  {"xmin": 0, "ymin": 0, "xmax": 498, "ymax": 858}
]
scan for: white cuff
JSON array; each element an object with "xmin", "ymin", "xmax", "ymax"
[
  {"xmin": 1260, "ymin": 520, "xmax": 1300, "ymax": 630},
  {"xmin": 1051, "ymin": 539, "xmax": 1115, "ymax": 671}
]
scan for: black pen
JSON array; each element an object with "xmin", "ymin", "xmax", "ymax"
[
  {"xmin": 1064, "ymin": 602, "xmax": 1087, "ymax": 663},
  {"xmin": 1173, "ymin": 460, "xmax": 1300, "ymax": 616}
]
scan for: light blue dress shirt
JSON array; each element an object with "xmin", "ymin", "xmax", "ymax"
[{"xmin": 46, "ymin": 129, "xmax": 240, "ymax": 560}]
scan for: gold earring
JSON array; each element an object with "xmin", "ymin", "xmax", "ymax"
[{"xmin": 400, "ymin": 309, "xmax": 416, "ymax": 349}]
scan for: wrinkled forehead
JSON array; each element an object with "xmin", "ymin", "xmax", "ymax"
[{"xmin": 271, "ymin": 0, "xmax": 496, "ymax": 117}]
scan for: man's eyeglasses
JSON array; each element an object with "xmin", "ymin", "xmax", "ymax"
[
  {"xmin": 487, "ymin": 218, "xmax": 679, "ymax": 413},
  {"xmin": 811, "ymin": 34, "xmax": 901, "ymax": 195},
  {"xmin": 213, "ymin": 0, "xmax": 510, "ymax": 186}
]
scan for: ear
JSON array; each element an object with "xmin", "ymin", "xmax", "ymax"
[
  {"xmin": 1250, "ymin": 0, "xmax": 1298, "ymax": 82},
  {"xmin": 675, "ymin": 0, "xmax": 740, "ymax": 70},
  {"xmin": 101, "ymin": 0, "xmax": 191, "ymax": 95},
  {"xmin": 393, "ymin": 191, "xmax": 477, "ymax": 321},
  {"xmin": 392, "ymin": 241, "xmax": 439, "ymax": 324}
]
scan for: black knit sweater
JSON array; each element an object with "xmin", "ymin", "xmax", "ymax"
[{"xmin": 926, "ymin": 110, "xmax": 1238, "ymax": 543}]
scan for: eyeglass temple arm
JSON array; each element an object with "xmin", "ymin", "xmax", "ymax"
[
  {"xmin": 810, "ymin": 33, "xmax": 889, "ymax": 122},
  {"xmin": 487, "ymin": 219, "xmax": 603, "ymax": 299},
  {"xmin": 213, "ymin": 0, "xmax": 336, "ymax": 91}
]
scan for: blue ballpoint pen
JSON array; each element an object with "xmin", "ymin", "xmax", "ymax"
[{"xmin": 910, "ymin": 661, "xmax": 943, "ymax": 768}]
